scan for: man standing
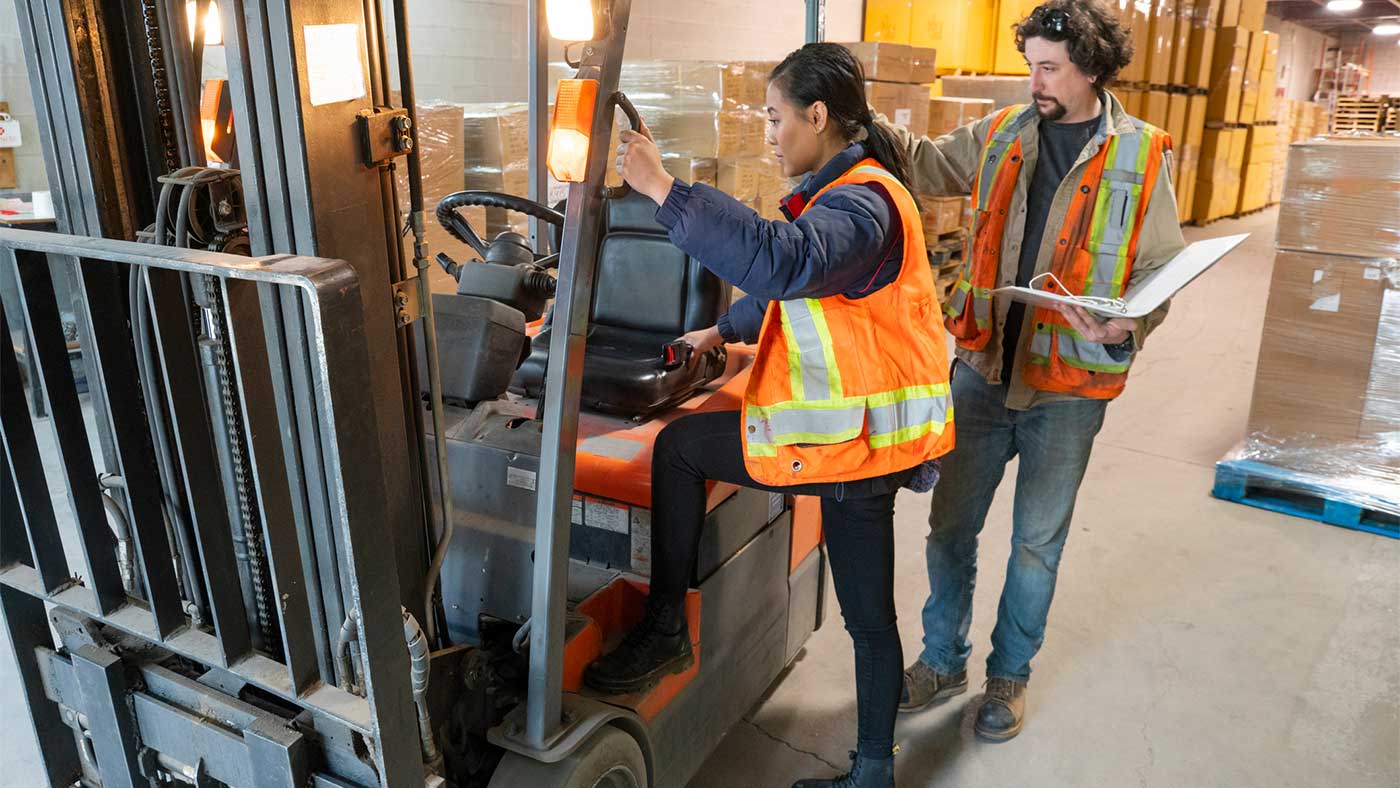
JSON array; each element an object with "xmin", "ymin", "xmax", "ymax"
[{"xmin": 885, "ymin": 0, "xmax": 1186, "ymax": 741}]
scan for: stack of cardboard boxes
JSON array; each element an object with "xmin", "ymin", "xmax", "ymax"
[
  {"xmin": 1189, "ymin": 0, "xmax": 1277, "ymax": 223},
  {"xmin": 845, "ymin": 41, "xmax": 938, "ymax": 140},
  {"xmin": 1243, "ymin": 137, "xmax": 1400, "ymax": 501},
  {"xmin": 864, "ymin": 0, "xmax": 994, "ymax": 74}
]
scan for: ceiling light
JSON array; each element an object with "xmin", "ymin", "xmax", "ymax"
[
  {"xmin": 1325, "ymin": 0, "xmax": 1361, "ymax": 11},
  {"xmin": 1374, "ymin": 22, "xmax": 1400, "ymax": 35},
  {"xmin": 185, "ymin": 1, "xmax": 222, "ymax": 46}
]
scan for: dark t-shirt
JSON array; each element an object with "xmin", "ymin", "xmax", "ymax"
[{"xmin": 1000, "ymin": 115, "xmax": 1100, "ymax": 383}]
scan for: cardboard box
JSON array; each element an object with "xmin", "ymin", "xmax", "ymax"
[
  {"xmin": 1277, "ymin": 138, "xmax": 1400, "ymax": 259},
  {"xmin": 1245, "ymin": 124, "xmax": 1276, "ymax": 164},
  {"xmin": 1170, "ymin": 6, "xmax": 1195, "ymax": 85},
  {"xmin": 1117, "ymin": 87, "xmax": 1143, "ymax": 118},
  {"xmin": 1167, "ymin": 92, "xmax": 1190, "ymax": 147},
  {"xmin": 1248, "ymin": 251, "xmax": 1397, "ymax": 444},
  {"xmin": 1206, "ymin": 27, "xmax": 1249, "ymax": 123},
  {"xmin": 717, "ymin": 158, "xmax": 760, "ymax": 200},
  {"xmin": 911, "ymin": 0, "xmax": 994, "ymax": 73},
  {"xmin": 1175, "ymin": 145, "xmax": 1199, "ymax": 222},
  {"xmin": 1261, "ymin": 30, "xmax": 1279, "ymax": 71},
  {"xmin": 939, "ymin": 75, "xmax": 1031, "ymax": 109},
  {"xmin": 1145, "ymin": 90, "xmax": 1171, "ymax": 129},
  {"xmin": 649, "ymin": 109, "xmax": 751, "ymax": 159},
  {"xmin": 863, "ymin": 0, "xmax": 913, "ymax": 42},
  {"xmin": 1192, "ymin": 126, "xmax": 1245, "ymax": 221},
  {"xmin": 662, "ymin": 155, "xmax": 718, "ymax": 188},
  {"xmin": 845, "ymin": 41, "xmax": 914, "ymax": 83},
  {"xmin": 1238, "ymin": 0, "xmax": 1266, "ymax": 31},
  {"xmin": 1217, "ymin": 0, "xmax": 1241, "ymax": 27},
  {"xmin": 1237, "ymin": 29, "xmax": 1265, "ymax": 122},
  {"xmin": 993, "ymin": 0, "xmax": 1040, "ymax": 76},
  {"xmin": 1115, "ymin": 0, "xmax": 1154, "ymax": 84},
  {"xmin": 910, "ymin": 46, "xmax": 939, "ymax": 83},
  {"xmin": 1146, "ymin": 0, "xmax": 1177, "ymax": 86},
  {"xmin": 928, "ymin": 96, "xmax": 995, "ymax": 135},
  {"xmin": 1190, "ymin": 0, "xmax": 1224, "ymax": 28},
  {"xmin": 867, "ymin": 81, "xmax": 930, "ymax": 137},
  {"xmin": 397, "ymin": 102, "xmax": 466, "ymax": 293},
  {"xmin": 920, "ymin": 195, "xmax": 966, "ymax": 236},
  {"xmin": 1257, "ymin": 68, "xmax": 1277, "ymax": 122},
  {"xmin": 1237, "ymin": 161, "xmax": 1270, "ymax": 213},
  {"xmin": 1187, "ymin": 94, "xmax": 1208, "ymax": 147},
  {"xmin": 1185, "ymin": 25, "xmax": 1217, "ymax": 89}
]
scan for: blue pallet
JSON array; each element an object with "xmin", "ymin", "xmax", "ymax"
[{"xmin": 1212, "ymin": 458, "xmax": 1400, "ymax": 540}]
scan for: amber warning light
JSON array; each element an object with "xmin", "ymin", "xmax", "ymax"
[{"xmin": 548, "ymin": 79, "xmax": 599, "ymax": 183}]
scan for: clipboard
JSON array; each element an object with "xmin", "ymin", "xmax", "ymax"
[{"xmin": 992, "ymin": 233, "xmax": 1249, "ymax": 319}]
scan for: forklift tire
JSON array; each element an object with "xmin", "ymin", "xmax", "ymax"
[{"xmin": 487, "ymin": 725, "xmax": 647, "ymax": 788}]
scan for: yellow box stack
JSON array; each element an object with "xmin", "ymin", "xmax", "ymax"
[
  {"xmin": 866, "ymin": 0, "xmax": 993, "ymax": 74},
  {"xmin": 993, "ymin": 0, "xmax": 1041, "ymax": 75}
]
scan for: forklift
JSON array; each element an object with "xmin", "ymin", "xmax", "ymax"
[{"xmin": 1, "ymin": 0, "xmax": 830, "ymax": 786}]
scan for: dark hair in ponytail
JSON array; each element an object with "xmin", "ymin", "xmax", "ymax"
[{"xmin": 768, "ymin": 43, "xmax": 915, "ymax": 191}]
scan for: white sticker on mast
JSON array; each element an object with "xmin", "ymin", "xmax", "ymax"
[{"xmin": 303, "ymin": 24, "xmax": 367, "ymax": 107}]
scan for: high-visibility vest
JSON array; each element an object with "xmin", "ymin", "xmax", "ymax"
[
  {"xmin": 742, "ymin": 159, "xmax": 955, "ymax": 486},
  {"xmin": 944, "ymin": 104, "xmax": 1171, "ymax": 400}
]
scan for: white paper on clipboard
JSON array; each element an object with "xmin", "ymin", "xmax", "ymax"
[{"xmin": 992, "ymin": 233, "xmax": 1249, "ymax": 319}]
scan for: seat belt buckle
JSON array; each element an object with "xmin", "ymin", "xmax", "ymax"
[{"xmin": 662, "ymin": 340, "xmax": 691, "ymax": 370}]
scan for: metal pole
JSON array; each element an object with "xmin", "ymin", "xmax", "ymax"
[
  {"xmin": 806, "ymin": 0, "xmax": 826, "ymax": 43},
  {"xmin": 524, "ymin": 0, "xmax": 632, "ymax": 748},
  {"xmin": 528, "ymin": 0, "xmax": 551, "ymax": 254}
]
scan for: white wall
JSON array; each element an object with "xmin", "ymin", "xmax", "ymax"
[
  {"xmin": 399, "ymin": 0, "xmax": 864, "ymax": 104},
  {"xmin": 1265, "ymin": 14, "xmax": 1336, "ymax": 102},
  {"xmin": 0, "ymin": 0, "xmax": 48, "ymax": 192},
  {"xmin": 1338, "ymin": 32, "xmax": 1400, "ymax": 95}
]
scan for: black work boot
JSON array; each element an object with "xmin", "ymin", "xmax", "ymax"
[
  {"xmin": 793, "ymin": 751, "xmax": 895, "ymax": 788},
  {"xmin": 583, "ymin": 599, "xmax": 692, "ymax": 695},
  {"xmin": 899, "ymin": 660, "xmax": 968, "ymax": 712},
  {"xmin": 974, "ymin": 677, "xmax": 1027, "ymax": 741}
]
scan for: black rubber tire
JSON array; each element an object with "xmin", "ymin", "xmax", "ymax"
[{"xmin": 486, "ymin": 725, "xmax": 647, "ymax": 788}]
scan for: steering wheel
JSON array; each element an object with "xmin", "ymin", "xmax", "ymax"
[
  {"xmin": 434, "ymin": 92, "xmax": 644, "ymax": 266},
  {"xmin": 435, "ymin": 191, "xmax": 565, "ymax": 267}
]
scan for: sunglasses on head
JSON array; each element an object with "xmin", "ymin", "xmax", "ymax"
[{"xmin": 1036, "ymin": 7, "xmax": 1072, "ymax": 34}]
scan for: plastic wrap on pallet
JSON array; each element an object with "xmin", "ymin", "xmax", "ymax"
[
  {"xmin": 617, "ymin": 60, "xmax": 769, "ymax": 160},
  {"xmin": 1276, "ymin": 137, "xmax": 1400, "ymax": 260},
  {"xmin": 1241, "ymin": 251, "xmax": 1400, "ymax": 516},
  {"xmin": 396, "ymin": 101, "xmax": 468, "ymax": 292}
]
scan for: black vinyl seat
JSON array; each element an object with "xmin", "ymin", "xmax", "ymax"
[{"xmin": 512, "ymin": 192, "xmax": 730, "ymax": 418}]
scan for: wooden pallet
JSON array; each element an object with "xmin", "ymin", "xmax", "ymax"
[{"xmin": 1212, "ymin": 457, "xmax": 1399, "ymax": 539}]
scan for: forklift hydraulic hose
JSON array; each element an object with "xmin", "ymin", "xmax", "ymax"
[
  {"xmin": 391, "ymin": 0, "xmax": 456, "ymax": 646},
  {"xmin": 403, "ymin": 609, "xmax": 444, "ymax": 772}
]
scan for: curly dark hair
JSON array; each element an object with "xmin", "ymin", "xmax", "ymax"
[{"xmin": 1014, "ymin": 0, "xmax": 1134, "ymax": 90}]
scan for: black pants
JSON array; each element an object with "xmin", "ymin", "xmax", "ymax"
[{"xmin": 650, "ymin": 410, "xmax": 908, "ymax": 760}]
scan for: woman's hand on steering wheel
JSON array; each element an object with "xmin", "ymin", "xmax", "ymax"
[{"xmin": 616, "ymin": 120, "xmax": 675, "ymax": 207}]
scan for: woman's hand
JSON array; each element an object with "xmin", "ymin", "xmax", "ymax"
[
  {"xmin": 678, "ymin": 325, "xmax": 724, "ymax": 366},
  {"xmin": 617, "ymin": 122, "xmax": 675, "ymax": 206},
  {"xmin": 1060, "ymin": 305, "xmax": 1135, "ymax": 346}
]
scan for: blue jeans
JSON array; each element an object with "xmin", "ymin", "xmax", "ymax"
[{"xmin": 919, "ymin": 361, "xmax": 1107, "ymax": 683}]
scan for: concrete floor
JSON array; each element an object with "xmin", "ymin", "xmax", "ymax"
[{"xmin": 3, "ymin": 207, "xmax": 1398, "ymax": 787}]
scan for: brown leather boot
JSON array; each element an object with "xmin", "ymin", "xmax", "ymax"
[
  {"xmin": 898, "ymin": 660, "xmax": 968, "ymax": 712},
  {"xmin": 974, "ymin": 677, "xmax": 1027, "ymax": 741}
]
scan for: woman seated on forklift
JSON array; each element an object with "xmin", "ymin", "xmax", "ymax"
[{"xmin": 586, "ymin": 43, "xmax": 955, "ymax": 788}]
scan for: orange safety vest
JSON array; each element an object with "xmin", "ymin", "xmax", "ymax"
[
  {"xmin": 742, "ymin": 159, "xmax": 955, "ymax": 486},
  {"xmin": 944, "ymin": 104, "xmax": 1171, "ymax": 400}
]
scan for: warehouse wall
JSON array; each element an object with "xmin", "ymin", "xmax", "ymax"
[
  {"xmin": 1337, "ymin": 32, "xmax": 1400, "ymax": 94},
  {"xmin": 1266, "ymin": 15, "xmax": 1334, "ymax": 102},
  {"xmin": 0, "ymin": 0, "xmax": 48, "ymax": 191},
  {"xmin": 399, "ymin": 0, "xmax": 864, "ymax": 104}
]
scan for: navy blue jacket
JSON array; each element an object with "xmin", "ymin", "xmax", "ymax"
[{"xmin": 654, "ymin": 143, "xmax": 905, "ymax": 343}]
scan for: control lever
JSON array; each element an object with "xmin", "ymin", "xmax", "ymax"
[{"xmin": 661, "ymin": 340, "xmax": 691, "ymax": 370}]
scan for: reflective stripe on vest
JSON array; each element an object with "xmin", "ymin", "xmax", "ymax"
[
  {"xmin": 946, "ymin": 278, "xmax": 991, "ymax": 329},
  {"xmin": 1029, "ymin": 325, "xmax": 1130, "ymax": 374},
  {"xmin": 975, "ymin": 110, "xmax": 1031, "ymax": 213},
  {"xmin": 744, "ymin": 383, "xmax": 952, "ymax": 451},
  {"xmin": 1083, "ymin": 122, "xmax": 1151, "ymax": 299},
  {"xmin": 779, "ymin": 298, "xmax": 844, "ymax": 402}
]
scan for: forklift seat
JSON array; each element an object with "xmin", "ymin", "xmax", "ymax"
[{"xmin": 512, "ymin": 192, "xmax": 730, "ymax": 417}]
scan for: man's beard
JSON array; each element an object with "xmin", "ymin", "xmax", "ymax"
[{"xmin": 1033, "ymin": 93, "xmax": 1068, "ymax": 121}]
